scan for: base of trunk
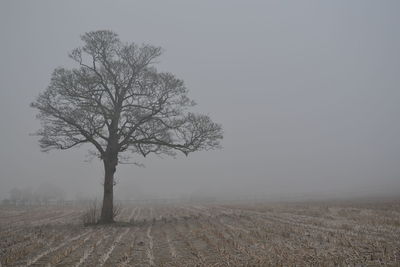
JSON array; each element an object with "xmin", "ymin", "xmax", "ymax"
[
  {"xmin": 97, "ymin": 218, "xmax": 115, "ymax": 224},
  {"xmin": 99, "ymin": 206, "xmax": 114, "ymax": 224}
]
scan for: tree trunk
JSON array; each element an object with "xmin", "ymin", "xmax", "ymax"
[{"xmin": 100, "ymin": 158, "xmax": 117, "ymax": 223}]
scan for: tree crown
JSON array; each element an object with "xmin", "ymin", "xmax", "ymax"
[{"xmin": 32, "ymin": 30, "xmax": 223, "ymax": 161}]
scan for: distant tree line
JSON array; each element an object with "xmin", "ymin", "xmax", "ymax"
[{"xmin": 2, "ymin": 183, "xmax": 66, "ymax": 206}]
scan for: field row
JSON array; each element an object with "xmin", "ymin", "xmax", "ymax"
[{"xmin": 1, "ymin": 201, "xmax": 400, "ymax": 266}]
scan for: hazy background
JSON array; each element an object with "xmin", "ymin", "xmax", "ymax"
[{"xmin": 0, "ymin": 0, "xmax": 399, "ymax": 201}]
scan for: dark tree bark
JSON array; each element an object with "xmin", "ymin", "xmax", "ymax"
[
  {"xmin": 101, "ymin": 158, "xmax": 116, "ymax": 223},
  {"xmin": 100, "ymin": 137, "xmax": 119, "ymax": 223},
  {"xmin": 31, "ymin": 30, "xmax": 223, "ymax": 224}
]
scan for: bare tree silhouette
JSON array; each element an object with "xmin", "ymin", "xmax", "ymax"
[{"xmin": 31, "ymin": 30, "xmax": 223, "ymax": 223}]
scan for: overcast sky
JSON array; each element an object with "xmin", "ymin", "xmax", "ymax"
[{"xmin": 0, "ymin": 1, "xmax": 399, "ymax": 200}]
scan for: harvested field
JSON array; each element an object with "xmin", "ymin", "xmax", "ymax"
[{"xmin": 1, "ymin": 200, "xmax": 400, "ymax": 266}]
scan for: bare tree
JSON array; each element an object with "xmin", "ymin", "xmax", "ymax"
[{"xmin": 31, "ymin": 30, "xmax": 223, "ymax": 223}]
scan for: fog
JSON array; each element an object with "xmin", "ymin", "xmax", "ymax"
[{"xmin": 0, "ymin": 1, "xmax": 399, "ymax": 201}]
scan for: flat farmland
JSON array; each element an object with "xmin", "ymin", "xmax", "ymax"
[{"xmin": 1, "ymin": 200, "xmax": 400, "ymax": 266}]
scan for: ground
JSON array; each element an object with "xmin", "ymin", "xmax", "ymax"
[{"xmin": 1, "ymin": 199, "xmax": 399, "ymax": 266}]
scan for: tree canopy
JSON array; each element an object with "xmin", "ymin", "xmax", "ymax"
[{"xmin": 32, "ymin": 30, "xmax": 223, "ymax": 161}]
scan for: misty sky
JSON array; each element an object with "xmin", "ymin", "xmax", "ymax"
[{"xmin": 0, "ymin": 1, "xmax": 399, "ymax": 200}]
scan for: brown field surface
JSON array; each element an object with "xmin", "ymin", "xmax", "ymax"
[{"xmin": 1, "ymin": 199, "xmax": 400, "ymax": 266}]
